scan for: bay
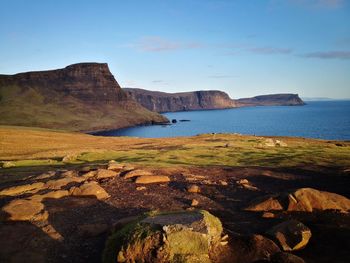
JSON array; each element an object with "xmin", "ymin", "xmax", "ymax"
[{"xmin": 93, "ymin": 101, "xmax": 350, "ymax": 140}]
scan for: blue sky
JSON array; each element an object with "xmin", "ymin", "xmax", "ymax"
[{"xmin": 0, "ymin": 0, "xmax": 349, "ymax": 99}]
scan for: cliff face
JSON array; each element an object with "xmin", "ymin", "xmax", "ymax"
[
  {"xmin": 124, "ymin": 88, "xmax": 237, "ymax": 112},
  {"xmin": 0, "ymin": 63, "xmax": 168, "ymax": 131},
  {"xmin": 236, "ymin": 94, "xmax": 305, "ymax": 106}
]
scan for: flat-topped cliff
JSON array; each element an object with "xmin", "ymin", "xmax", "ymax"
[
  {"xmin": 0, "ymin": 63, "xmax": 168, "ymax": 131},
  {"xmin": 236, "ymin": 94, "xmax": 305, "ymax": 106},
  {"xmin": 124, "ymin": 88, "xmax": 305, "ymax": 112},
  {"xmin": 124, "ymin": 88, "xmax": 237, "ymax": 112}
]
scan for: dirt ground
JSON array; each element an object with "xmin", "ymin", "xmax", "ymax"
[{"xmin": 0, "ymin": 164, "xmax": 349, "ymax": 263}]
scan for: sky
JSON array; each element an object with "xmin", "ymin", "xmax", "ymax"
[{"xmin": 0, "ymin": 0, "xmax": 349, "ymax": 99}]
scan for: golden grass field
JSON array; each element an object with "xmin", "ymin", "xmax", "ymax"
[{"xmin": 1, "ymin": 125, "xmax": 349, "ymax": 169}]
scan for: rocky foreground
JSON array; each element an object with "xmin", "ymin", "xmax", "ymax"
[
  {"xmin": 1, "ymin": 161, "xmax": 350, "ymax": 263},
  {"xmin": 0, "ymin": 127, "xmax": 349, "ymax": 262}
]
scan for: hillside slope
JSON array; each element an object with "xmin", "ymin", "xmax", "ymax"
[
  {"xmin": 0, "ymin": 63, "xmax": 168, "ymax": 131},
  {"xmin": 124, "ymin": 88, "xmax": 237, "ymax": 112}
]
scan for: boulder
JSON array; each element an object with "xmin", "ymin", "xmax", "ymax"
[
  {"xmin": 267, "ymin": 220, "xmax": 311, "ymax": 251},
  {"xmin": 135, "ymin": 175, "xmax": 170, "ymax": 184},
  {"xmin": 187, "ymin": 184, "xmax": 200, "ymax": 193},
  {"xmin": 124, "ymin": 169, "xmax": 153, "ymax": 179},
  {"xmin": 245, "ymin": 188, "xmax": 350, "ymax": 213},
  {"xmin": 70, "ymin": 181, "xmax": 110, "ymax": 200},
  {"xmin": 103, "ymin": 210, "xmax": 223, "ymax": 263},
  {"xmin": 231, "ymin": 234, "xmax": 281, "ymax": 263},
  {"xmin": 2, "ymin": 199, "xmax": 48, "ymax": 221},
  {"xmin": 0, "ymin": 182, "xmax": 44, "ymax": 196},
  {"xmin": 96, "ymin": 169, "xmax": 118, "ymax": 179},
  {"xmin": 271, "ymin": 252, "xmax": 305, "ymax": 263},
  {"xmin": 287, "ymin": 188, "xmax": 350, "ymax": 212}
]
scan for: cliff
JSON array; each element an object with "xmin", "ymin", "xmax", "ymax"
[
  {"xmin": 236, "ymin": 94, "xmax": 305, "ymax": 106},
  {"xmin": 124, "ymin": 88, "xmax": 237, "ymax": 112},
  {"xmin": 0, "ymin": 63, "xmax": 168, "ymax": 131}
]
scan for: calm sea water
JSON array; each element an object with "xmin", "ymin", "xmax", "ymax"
[{"xmin": 94, "ymin": 101, "xmax": 350, "ymax": 140}]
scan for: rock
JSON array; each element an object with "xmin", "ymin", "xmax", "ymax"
[
  {"xmin": 30, "ymin": 190, "xmax": 70, "ymax": 201},
  {"xmin": 245, "ymin": 188, "xmax": 350, "ymax": 213},
  {"xmin": 77, "ymin": 223, "xmax": 109, "ymax": 237},
  {"xmin": 219, "ymin": 180, "xmax": 228, "ymax": 186},
  {"xmin": 103, "ymin": 210, "xmax": 223, "ymax": 263},
  {"xmin": 2, "ymin": 161, "xmax": 16, "ymax": 168},
  {"xmin": 242, "ymin": 183, "xmax": 259, "ymax": 191},
  {"xmin": 231, "ymin": 234, "xmax": 281, "ymax": 263},
  {"xmin": 267, "ymin": 220, "xmax": 311, "ymax": 251},
  {"xmin": 265, "ymin": 138, "xmax": 276, "ymax": 147},
  {"xmin": 35, "ymin": 171, "xmax": 56, "ymax": 179},
  {"xmin": 287, "ymin": 188, "xmax": 350, "ymax": 213},
  {"xmin": 237, "ymin": 179, "xmax": 259, "ymax": 191},
  {"xmin": 45, "ymin": 177, "xmax": 85, "ymax": 190},
  {"xmin": 80, "ymin": 166, "xmax": 92, "ymax": 172},
  {"xmin": 61, "ymin": 170, "xmax": 79, "ymax": 177},
  {"xmin": 82, "ymin": 170, "xmax": 97, "ymax": 179},
  {"xmin": 262, "ymin": 212, "xmax": 275, "ymax": 218},
  {"xmin": 136, "ymin": 186, "xmax": 146, "ymax": 191},
  {"xmin": 187, "ymin": 184, "xmax": 200, "ymax": 193},
  {"xmin": 271, "ymin": 252, "xmax": 305, "ymax": 263},
  {"xmin": 237, "ymin": 179, "xmax": 249, "ymax": 185},
  {"xmin": 135, "ymin": 175, "xmax": 170, "ymax": 184},
  {"xmin": 245, "ymin": 195, "xmax": 284, "ymax": 212},
  {"xmin": 172, "ymin": 119, "xmax": 177, "ymax": 123},
  {"xmin": 123, "ymin": 169, "xmax": 152, "ymax": 179},
  {"xmin": 62, "ymin": 154, "xmax": 78, "ymax": 163},
  {"xmin": 2, "ymin": 199, "xmax": 48, "ymax": 221},
  {"xmin": 96, "ymin": 169, "xmax": 118, "ymax": 179},
  {"xmin": 191, "ymin": 199, "xmax": 199, "ymax": 206},
  {"xmin": 0, "ymin": 182, "xmax": 44, "ymax": 196},
  {"xmin": 70, "ymin": 181, "xmax": 110, "ymax": 200},
  {"xmin": 275, "ymin": 140, "xmax": 287, "ymax": 147},
  {"xmin": 107, "ymin": 163, "xmax": 125, "ymax": 171}
]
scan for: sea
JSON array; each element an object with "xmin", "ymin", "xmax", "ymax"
[{"xmin": 94, "ymin": 101, "xmax": 350, "ymax": 141}]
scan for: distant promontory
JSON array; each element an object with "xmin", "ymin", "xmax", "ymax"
[{"xmin": 124, "ymin": 88, "xmax": 305, "ymax": 113}]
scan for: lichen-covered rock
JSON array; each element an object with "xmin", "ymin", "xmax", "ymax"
[
  {"xmin": 103, "ymin": 210, "xmax": 223, "ymax": 263},
  {"xmin": 267, "ymin": 220, "xmax": 311, "ymax": 252}
]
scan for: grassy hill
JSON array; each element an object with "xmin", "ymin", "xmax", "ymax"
[{"xmin": 0, "ymin": 63, "xmax": 168, "ymax": 132}]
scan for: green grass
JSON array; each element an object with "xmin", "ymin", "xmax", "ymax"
[{"xmin": 1, "ymin": 127, "xmax": 349, "ymax": 170}]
